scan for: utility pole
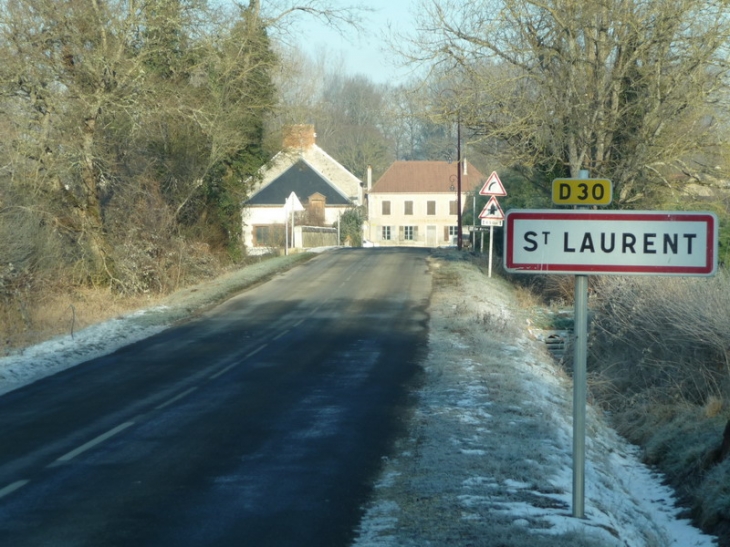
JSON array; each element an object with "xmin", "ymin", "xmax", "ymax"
[{"xmin": 456, "ymin": 117, "xmax": 463, "ymax": 250}]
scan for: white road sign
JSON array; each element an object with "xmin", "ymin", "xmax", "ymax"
[{"xmin": 504, "ymin": 210, "xmax": 718, "ymax": 276}]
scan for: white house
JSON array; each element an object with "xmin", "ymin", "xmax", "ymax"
[
  {"xmin": 365, "ymin": 160, "xmax": 486, "ymax": 247},
  {"xmin": 242, "ymin": 125, "xmax": 362, "ymax": 253}
]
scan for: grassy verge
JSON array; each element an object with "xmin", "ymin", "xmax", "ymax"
[
  {"xmin": 1, "ymin": 252, "xmax": 314, "ymax": 355},
  {"xmin": 526, "ymin": 272, "xmax": 730, "ymax": 544}
]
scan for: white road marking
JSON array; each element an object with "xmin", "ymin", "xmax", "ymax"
[
  {"xmin": 246, "ymin": 344, "xmax": 267, "ymax": 359},
  {"xmin": 0, "ymin": 480, "xmax": 29, "ymax": 499},
  {"xmin": 51, "ymin": 422, "xmax": 135, "ymax": 465},
  {"xmin": 272, "ymin": 329, "xmax": 290, "ymax": 341},
  {"xmin": 209, "ymin": 344, "xmax": 268, "ymax": 379},
  {"xmin": 155, "ymin": 387, "xmax": 198, "ymax": 410},
  {"xmin": 209, "ymin": 364, "xmax": 236, "ymax": 380}
]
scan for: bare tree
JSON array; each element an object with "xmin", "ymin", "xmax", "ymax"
[
  {"xmin": 408, "ymin": 0, "xmax": 730, "ymax": 205},
  {"xmin": 0, "ymin": 0, "xmax": 209, "ymax": 282}
]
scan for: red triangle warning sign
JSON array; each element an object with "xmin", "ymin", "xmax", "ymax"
[
  {"xmin": 479, "ymin": 196, "xmax": 505, "ymax": 220},
  {"xmin": 479, "ymin": 171, "xmax": 507, "ymax": 196}
]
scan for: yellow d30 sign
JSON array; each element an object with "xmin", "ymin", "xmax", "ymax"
[{"xmin": 552, "ymin": 179, "xmax": 612, "ymax": 206}]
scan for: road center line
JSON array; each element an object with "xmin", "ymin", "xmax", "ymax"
[
  {"xmin": 272, "ymin": 329, "xmax": 290, "ymax": 341},
  {"xmin": 0, "ymin": 480, "xmax": 30, "ymax": 500},
  {"xmin": 209, "ymin": 344, "xmax": 268, "ymax": 380},
  {"xmin": 51, "ymin": 422, "xmax": 135, "ymax": 466},
  {"xmin": 246, "ymin": 344, "xmax": 267, "ymax": 359},
  {"xmin": 155, "ymin": 387, "xmax": 198, "ymax": 410},
  {"xmin": 209, "ymin": 364, "xmax": 236, "ymax": 380}
]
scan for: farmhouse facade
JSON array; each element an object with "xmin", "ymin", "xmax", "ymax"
[
  {"xmin": 242, "ymin": 125, "xmax": 362, "ymax": 253},
  {"xmin": 365, "ymin": 161, "xmax": 485, "ymax": 247}
]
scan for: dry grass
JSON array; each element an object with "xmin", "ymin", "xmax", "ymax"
[
  {"xmin": 575, "ymin": 272, "xmax": 730, "ymax": 542},
  {"xmin": 706, "ymin": 396, "xmax": 725, "ymax": 418},
  {"xmin": 2, "ymin": 286, "xmax": 161, "ymax": 353}
]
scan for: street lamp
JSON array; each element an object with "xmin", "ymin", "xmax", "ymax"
[{"xmin": 444, "ymin": 122, "xmax": 463, "ymax": 250}]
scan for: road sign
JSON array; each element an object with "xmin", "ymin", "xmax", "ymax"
[
  {"xmin": 552, "ymin": 178, "xmax": 612, "ymax": 205},
  {"xmin": 480, "ymin": 171, "xmax": 507, "ymax": 196},
  {"xmin": 480, "ymin": 219, "xmax": 503, "ymax": 227},
  {"xmin": 504, "ymin": 210, "xmax": 717, "ymax": 275},
  {"xmin": 284, "ymin": 191, "xmax": 304, "ymax": 213},
  {"xmin": 479, "ymin": 196, "xmax": 504, "ymax": 220}
]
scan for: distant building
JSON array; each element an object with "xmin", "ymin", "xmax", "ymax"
[
  {"xmin": 365, "ymin": 160, "xmax": 485, "ymax": 247},
  {"xmin": 242, "ymin": 125, "xmax": 361, "ymax": 253}
]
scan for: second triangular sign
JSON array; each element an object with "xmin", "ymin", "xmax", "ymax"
[{"xmin": 479, "ymin": 196, "xmax": 505, "ymax": 220}]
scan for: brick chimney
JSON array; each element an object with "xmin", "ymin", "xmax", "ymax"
[{"xmin": 283, "ymin": 124, "xmax": 316, "ymax": 151}]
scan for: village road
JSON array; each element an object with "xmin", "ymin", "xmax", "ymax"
[{"xmin": 0, "ymin": 248, "xmax": 431, "ymax": 546}]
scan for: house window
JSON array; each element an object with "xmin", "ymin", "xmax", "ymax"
[
  {"xmin": 382, "ymin": 201, "xmax": 391, "ymax": 215},
  {"xmin": 253, "ymin": 225, "xmax": 285, "ymax": 247},
  {"xmin": 404, "ymin": 226, "xmax": 415, "ymax": 241},
  {"xmin": 382, "ymin": 226, "xmax": 391, "ymax": 240},
  {"xmin": 449, "ymin": 200, "xmax": 458, "ymax": 215},
  {"xmin": 448, "ymin": 226, "xmax": 459, "ymax": 236},
  {"xmin": 404, "ymin": 201, "xmax": 414, "ymax": 215},
  {"xmin": 427, "ymin": 201, "xmax": 436, "ymax": 215}
]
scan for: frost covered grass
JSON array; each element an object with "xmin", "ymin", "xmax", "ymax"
[
  {"xmin": 587, "ymin": 274, "xmax": 730, "ymax": 541},
  {"xmin": 353, "ymin": 250, "xmax": 716, "ymax": 547}
]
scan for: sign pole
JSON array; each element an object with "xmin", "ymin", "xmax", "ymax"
[
  {"xmin": 573, "ymin": 169, "xmax": 590, "ymax": 519},
  {"xmin": 284, "ymin": 201, "xmax": 289, "ymax": 256},
  {"xmin": 488, "ymin": 224, "xmax": 494, "ymax": 277}
]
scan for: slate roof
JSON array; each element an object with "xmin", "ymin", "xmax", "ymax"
[
  {"xmin": 371, "ymin": 161, "xmax": 485, "ymax": 193},
  {"xmin": 246, "ymin": 159, "xmax": 351, "ymax": 206}
]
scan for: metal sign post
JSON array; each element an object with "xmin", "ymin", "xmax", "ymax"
[
  {"xmin": 489, "ymin": 224, "xmax": 494, "ymax": 277},
  {"xmin": 479, "ymin": 196, "xmax": 505, "ymax": 279},
  {"xmin": 573, "ymin": 271, "xmax": 588, "ymax": 517},
  {"xmin": 572, "ymin": 170, "xmax": 590, "ymax": 519},
  {"xmin": 284, "ymin": 192, "xmax": 304, "ymax": 253}
]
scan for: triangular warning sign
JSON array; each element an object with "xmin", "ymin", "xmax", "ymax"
[
  {"xmin": 479, "ymin": 196, "xmax": 505, "ymax": 220},
  {"xmin": 479, "ymin": 171, "xmax": 507, "ymax": 196}
]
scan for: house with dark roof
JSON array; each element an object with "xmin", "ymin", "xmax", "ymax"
[
  {"xmin": 365, "ymin": 160, "xmax": 486, "ymax": 247},
  {"xmin": 242, "ymin": 125, "xmax": 361, "ymax": 252}
]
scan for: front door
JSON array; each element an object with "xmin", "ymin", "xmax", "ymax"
[{"xmin": 426, "ymin": 225, "xmax": 437, "ymax": 247}]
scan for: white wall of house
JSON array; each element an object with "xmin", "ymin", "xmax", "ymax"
[
  {"xmin": 366, "ymin": 192, "xmax": 470, "ymax": 247},
  {"xmin": 243, "ymin": 205, "xmax": 351, "ymax": 253}
]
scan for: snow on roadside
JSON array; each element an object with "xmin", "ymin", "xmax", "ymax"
[
  {"xmin": 0, "ymin": 307, "xmax": 169, "ymax": 396},
  {"xmin": 0, "ymin": 252, "xmax": 314, "ymax": 397},
  {"xmin": 353, "ymin": 253, "xmax": 716, "ymax": 547}
]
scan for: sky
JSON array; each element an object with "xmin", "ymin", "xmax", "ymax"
[{"xmin": 282, "ymin": 0, "xmax": 420, "ymax": 85}]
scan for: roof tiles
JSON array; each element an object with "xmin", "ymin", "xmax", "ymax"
[{"xmin": 371, "ymin": 161, "xmax": 486, "ymax": 193}]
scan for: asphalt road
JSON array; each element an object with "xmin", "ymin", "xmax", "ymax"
[{"xmin": 0, "ymin": 248, "xmax": 432, "ymax": 547}]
